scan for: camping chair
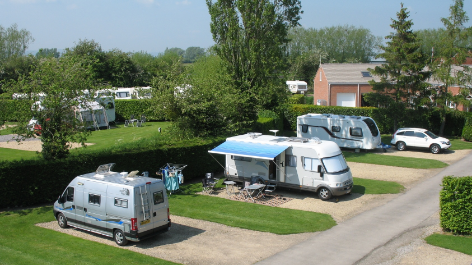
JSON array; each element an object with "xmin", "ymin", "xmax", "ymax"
[
  {"xmin": 205, "ymin": 173, "xmax": 217, "ymax": 190},
  {"xmin": 124, "ymin": 114, "xmax": 135, "ymax": 127},
  {"xmin": 136, "ymin": 115, "xmax": 146, "ymax": 127},
  {"xmin": 202, "ymin": 179, "xmax": 212, "ymax": 194},
  {"xmin": 263, "ymin": 181, "xmax": 277, "ymax": 196},
  {"xmin": 238, "ymin": 181, "xmax": 251, "ymax": 200}
]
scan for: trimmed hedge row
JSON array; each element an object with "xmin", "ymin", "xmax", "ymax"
[
  {"xmin": 0, "ymin": 99, "xmax": 32, "ymax": 122},
  {"xmin": 440, "ymin": 176, "xmax": 472, "ymax": 235},
  {"xmin": 0, "ymin": 137, "xmax": 225, "ymax": 208},
  {"xmin": 462, "ymin": 117, "xmax": 472, "ymax": 141},
  {"xmin": 284, "ymin": 104, "xmax": 472, "ymax": 136},
  {"xmin": 114, "ymin": 99, "xmax": 165, "ymax": 121}
]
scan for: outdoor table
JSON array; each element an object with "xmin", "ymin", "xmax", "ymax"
[
  {"xmin": 224, "ymin": 180, "xmax": 236, "ymax": 196},
  {"xmin": 244, "ymin": 184, "xmax": 265, "ymax": 202}
]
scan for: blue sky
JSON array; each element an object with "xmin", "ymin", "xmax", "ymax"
[{"xmin": 0, "ymin": 0, "xmax": 470, "ymax": 55}]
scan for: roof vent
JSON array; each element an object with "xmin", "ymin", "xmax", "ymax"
[
  {"xmin": 288, "ymin": 137, "xmax": 309, "ymax": 143},
  {"xmin": 247, "ymin": 132, "xmax": 262, "ymax": 138},
  {"xmin": 310, "ymin": 137, "xmax": 322, "ymax": 144}
]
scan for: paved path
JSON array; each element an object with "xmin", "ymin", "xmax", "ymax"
[{"xmin": 257, "ymin": 152, "xmax": 472, "ymax": 265}]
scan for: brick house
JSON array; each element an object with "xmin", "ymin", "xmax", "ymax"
[{"xmin": 313, "ymin": 63, "xmax": 470, "ymax": 111}]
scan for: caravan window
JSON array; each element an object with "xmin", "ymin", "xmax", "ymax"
[
  {"xmin": 362, "ymin": 118, "xmax": 379, "ymax": 137},
  {"xmin": 88, "ymin": 194, "xmax": 101, "ymax": 206},
  {"xmin": 114, "ymin": 198, "xmax": 128, "ymax": 208},
  {"xmin": 232, "ymin": 155, "xmax": 252, "ymax": 162},
  {"xmin": 153, "ymin": 191, "xmax": 164, "ymax": 205},
  {"xmin": 331, "ymin": 126, "xmax": 341, "ymax": 132},
  {"xmin": 303, "ymin": 157, "xmax": 321, "ymax": 172},
  {"xmin": 285, "ymin": 155, "xmax": 297, "ymax": 167},
  {"xmin": 301, "ymin": 124, "xmax": 309, "ymax": 133},
  {"xmin": 350, "ymin": 127, "xmax": 363, "ymax": 137}
]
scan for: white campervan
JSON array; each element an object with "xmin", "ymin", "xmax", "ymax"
[
  {"xmin": 297, "ymin": 113, "xmax": 381, "ymax": 150},
  {"xmin": 209, "ymin": 133, "xmax": 353, "ymax": 200},
  {"xmin": 53, "ymin": 163, "xmax": 171, "ymax": 246}
]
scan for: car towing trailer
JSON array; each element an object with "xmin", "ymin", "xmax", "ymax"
[{"xmin": 208, "ymin": 133, "xmax": 353, "ymax": 200}]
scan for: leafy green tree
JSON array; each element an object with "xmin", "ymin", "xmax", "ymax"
[
  {"xmin": 368, "ymin": 3, "xmax": 431, "ymax": 131},
  {"xmin": 207, "ymin": 0, "xmax": 302, "ymax": 126},
  {"xmin": 104, "ymin": 49, "xmax": 141, "ymax": 87},
  {"xmin": 164, "ymin": 47, "xmax": 185, "ymax": 57},
  {"xmin": 0, "ymin": 23, "xmax": 34, "ymax": 64},
  {"xmin": 183, "ymin": 46, "xmax": 205, "ymax": 63},
  {"xmin": 0, "ymin": 55, "xmax": 38, "ymax": 93},
  {"xmin": 62, "ymin": 39, "xmax": 107, "ymax": 82},
  {"xmin": 287, "ymin": 25, "xmax": 382, "ymax": 63},
  {"xmin": 36, "ymin": 48, "xmax": 60, "ymax": 59},
  {"xmin": 131, "ymin": 51, "xmax": 159, "ymax": 85},
  {"xmin": 287, "ymin": 49, "xmax": 327, "ymax": 88},
  {"xmin": 6, "ymin": 57, "xmax": 104, "ymax": 160},
  {"xmin": 432, "ymin": 0, "xmax": 471, "ymax": 135}
]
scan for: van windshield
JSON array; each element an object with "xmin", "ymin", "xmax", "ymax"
[
  {"xmin": 362, "ymin": 118, "xmax": 379, "ymax": 137},
  {"xmin": 322, "ymin": 154, "xmax": 349, "ymax": 173}
]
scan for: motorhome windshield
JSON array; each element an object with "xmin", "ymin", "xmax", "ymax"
[
  {"xmin": 362, "ymin": 118, "xmax": 379, "ymax": 137},
  {"xmin": 322, "ymin": 154, "xmax": 349, "ymax": 173}
]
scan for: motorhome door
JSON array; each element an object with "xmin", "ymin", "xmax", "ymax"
[{"xmin": 150, "ymin": 184, "xmax": 168, "ymax": 229}]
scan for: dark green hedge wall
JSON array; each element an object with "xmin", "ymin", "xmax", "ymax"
[
  {"xmin": 114, "ymin": 99, "xmax": 165, "ymax": 121},
  {"xmin": 0, "ymin": 137, "xmax": 225, "ymax": 208},
  {"xmin": 0, "ymin": 99, "xmax": 33, "ymax": 122},
  {"xmin": 440, "ymin": 176, "xmax": 472, "ymax": 235}
]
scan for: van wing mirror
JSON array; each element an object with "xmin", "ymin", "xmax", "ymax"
[
  {"xmin": 57, "ymin": 195, "xmax": 65, "ymax": 204},
  {"xmin": 318, "ymin": 165, "xmax": 324, "ymax": 177}
]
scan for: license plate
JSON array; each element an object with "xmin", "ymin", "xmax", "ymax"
[{"xmin": 141, "ymin": 219, "xmax": 150, "ymax": 225}]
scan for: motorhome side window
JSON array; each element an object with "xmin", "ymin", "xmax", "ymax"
[
  {"xmin": 88, "ymin": 194, "xmax": 101, "ymax": 205},
  {"xmin": 285, "ymin": 155, "xmax": 297, "ymax": 167},
  {"xmin": 153, "ymin": 191, "xmax": 164, "ymax": 205},
  {"xmin": 65, "ymin": 187, "xmax": 74, "ymax": 202},
  {"xmin": 231, "ymin": 155, "xmax": 252, "ymax": 162},
  {"xmin": 301, "ymin": 124, "xmax": 309, "ymax": 133},
  {"xmin": 303, "ymin": 157, "xmax": 321, "ymax": 172},
  {"xmin": 350, "ymin": 127, "xmax": 363, "ymax": 137},
  {"xmin": 331, "ymin": 126, "xmax": 341, "ymax": 132},
  {"xmin": 114, "ymin": 198, "xmax": 128, "ymax": 208}
]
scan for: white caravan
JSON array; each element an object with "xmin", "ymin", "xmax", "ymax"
[
  {"xmin": 115, "ymin": 87, "xmax": 133, "ymax": 99},
  {"xmin": 209, "ymin": 133, "xmax": 353, "ymax": 200},
  {"xmin": 297, "ymin": 113, "xmax": 381, "ymax": 150},
  {"xmin": 53, "ymin": 163, "xmax": 171, "ymax": 246},
  {"xmin": 286, "ymin": 80, "xmax": 308, "ymax": 94}
]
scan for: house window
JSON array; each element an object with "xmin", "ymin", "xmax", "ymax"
[
  {"xmin": 88, "ymin": 194, "xmax": 101, "ymax": 206},
  {"xmin": 361, "ymin": 71, "xmax": 372, "ymax": 77},
  {"xmin": 350, "ymin": 127, "xmax": 363, "ymax": 137},
  {"xmin": 331, "ymin": 126, "xmax": 341, "ymax": 132},
  {"xmin": 231, "ymin": 156, "xmax": 252, "ymax": 162},
  {"xmin": 285, "ymin": 155, "xmax": 297, "ymax": 167},
  {"xmin": 114, "ymin": 198, "xmax": 128, "ymax": 208},
  {"xmin": 303, "ymin": 157, "xmax": 321, "ymax": 172},
  {"xmin": 153, "ymin": 191, "xmax": 164, "ymax": 205}
]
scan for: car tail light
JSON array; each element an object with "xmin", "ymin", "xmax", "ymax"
[
  {"xmin": 392, "ymin": 130, "xmax": 398, "ymax": 138},
  {"xmin": 131, "ymin": 218, "xmax": 138, "ymax": 231}
]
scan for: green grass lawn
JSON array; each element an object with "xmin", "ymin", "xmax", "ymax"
[
  {"xmin": 449, "ymin": 137, "xmax": 472, "ymax": 150},
  {"xmin": 0, "ymin": 206, "xmax": 177, "ymax": 265},
  {"xmin": 0, "ymin": 147, "xmax": 40, "ymax": 161},
  {"xmin": 343, "ymin": 151, "xmax": 448, "ymax": 169},
  {"xmin": 0, "ymin": 122, "xmax": 17, "ymax": 135},
  {"xmin": 352, "ymin": 177, "xmax": 404, "ymax": 194},
  {"xmin": 170, "ymin": 181, "xmax": 336, "ymax": 234},
  {"xmin": 425, "ymin": 233, "xmax": 472, "ymax": 256}
]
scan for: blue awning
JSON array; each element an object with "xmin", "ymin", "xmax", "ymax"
[{"xmin": 209, "ymin": 141, "xmax": 288, "ymax": 160}]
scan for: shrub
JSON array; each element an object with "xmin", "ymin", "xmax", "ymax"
[
  {"xmin": 440, "ymin": 176, "xmax": 472, "ymax": 235},
  {"xmin": 288, "ymin": 94, "xmax": 305, "ymax": 104},
  {"xmin": 115, "ymin": 99, "xmax": 165, "ymax": 121},
  {"xmin": 462, "ymin": 117, "xmax": 472, "ymax": 141}
]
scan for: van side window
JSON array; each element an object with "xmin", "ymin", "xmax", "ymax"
[
  {"xmin": 301, "ymin": 124, "xmax": 309, "ymax": 133},
  {"xmin": 350, "ymin": 127, "xmax": 363, "ymax": 137},
  {"xmin": 114, "ymin": 198, "xmax": 128, "ymax": 208},
  {"xmin": 303, "ymin": 157, "xmax": 321, "ymax": 172},
  {"xmin": 331, "ymin": 126, "xmax": 341, "ymax": 132},
  {"xmin": 153, "ymin": 191, "xmax": 164, "ymax": 205},
  {"xmin": 88, "ymin": 194, "xmax": 101, "ymax": 205},
  {"xmin": 285, "ymin": 155, "xmax": 297, "ymax": 167},
  {"xmin": 66, "ymin": 187, "xmax": 74, "ymax": 202},
  {"xmin": 231, "ymin": 155, "xmax": 251, "ymax": 162}
]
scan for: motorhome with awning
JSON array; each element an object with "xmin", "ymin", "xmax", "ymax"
[{"xmin": 209, "ymin": 133, "xmax": 353, "ymax": 200}]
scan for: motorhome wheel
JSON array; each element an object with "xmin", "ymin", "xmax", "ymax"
[
  {"xmin": 114, "ymin": 229, "xmax": 128, "ymax": 246},
  {"xmin": 57, "ymin": 213, "xmax": 68, "ymax": 228},
  {"xmin": 318, "ymin": 187, "xmax": 332, "ymax": 201},
  {"xmin": 396, "ymin": 141, "xmax": 406, "ymax": 151},
  {"xmin": 430, "ymin": 144, "xmax": 440, "ymax": 154}
]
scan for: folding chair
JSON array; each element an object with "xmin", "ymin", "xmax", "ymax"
[
  {"xmin": 264, "ymin": 181, "xmax": 277, "ymax": 196},
  {"xmin": 202, "ymin": 179, "xmax": 213, "ymax": 194}
]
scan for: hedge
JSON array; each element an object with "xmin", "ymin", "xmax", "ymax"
[
  {"xmin": 0, "ymin": 99, "xmax": 32, "ymax": 122},
  {"xmin": 462, "ymin": 117, "xmax": 472, "ymax": 141},
  {"xmin": 114, "ymin": 99, "xmax": 165, "ymax": 121},
  {"xmin": 0, "ymin": 137, "xmax": 225, "ymax": 208},
  {"xmin": 440, "ymin": 176, "xmax": 472, "ymax": 235},
  {"xmin": 284, "ymin": 104, "xmax": 472, "ymax": 136}
]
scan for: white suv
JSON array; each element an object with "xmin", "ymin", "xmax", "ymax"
[{"xmin": 391, "ymin": 128, "xmax": 451, "ymax": 154}]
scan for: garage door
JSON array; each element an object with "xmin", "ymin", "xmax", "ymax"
[{"xmin": 337, "ymin": 93, "xmax": 356, "ymax": 107}]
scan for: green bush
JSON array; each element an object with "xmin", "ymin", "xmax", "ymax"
[
  {"xmin": 440, "ymin": 176, "xmax": 472, "ymax": 235},
  {"xmin": 462, "ymin": 117, "xmax": 472, "ymax": 141},
  {"xmin": 0, "ymin": 99, "xmax": 33, "ymax": 122},
  {"xmin": 0, "ymin": 137, "xmax": 225, "ymax": 208},
  {"xmin": 288, "ymin": 94, "xmax": 305, "ymax": 104},
  {"xmin": 115, "ymin": 99, "xmax": 165, "ymax": 121}
]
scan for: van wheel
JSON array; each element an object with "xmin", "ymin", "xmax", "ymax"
[
  {"xmin": 397, "ymin": 141, "xmax": 406, "ymax": 151},
  {"xmin": 57, "ymin": 213, "xmax": 68, "ymax": 228},
  {"xmin": 318, "ymin": 187, "xmax": 332, "ymax": 201},
  {"xmin": 114, "ymin": 229, "xmax": 128, "ymax": 246},
  {"xmin": 430, "ymin": 144, "xmax": 441, "ymax": 154}
]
